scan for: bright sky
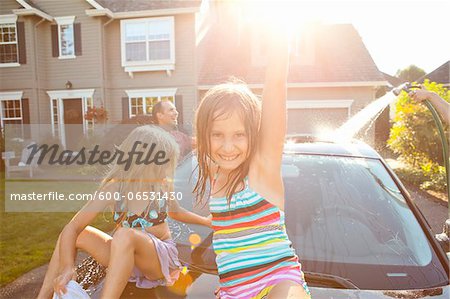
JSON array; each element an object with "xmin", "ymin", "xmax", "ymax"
[
  {"xmin": 235, "ymin": 0, "xmax": 450, "ymax": 76},
  {"xmin": 325, "ymin": 0, "xmax": 450, "ymax": 75}
]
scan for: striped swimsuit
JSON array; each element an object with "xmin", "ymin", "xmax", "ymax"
[{"xmin": 210, "ymin": 180, "xmax": 311, "ymax": 299}]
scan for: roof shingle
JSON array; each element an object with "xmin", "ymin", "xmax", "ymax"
[
  {"xmin": 198, "ymin": 23, "xmax": 385, "ymax": 85},
  {"xmin": 95, "ymin": 0, "xmax": 201, "ymax": 13},
  {"xmin": 418, "ymin": 61, "xmax": 449, "ymax": 85}
]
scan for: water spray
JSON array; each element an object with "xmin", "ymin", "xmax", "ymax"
[{"xmin": 393, "ymin": 83, "xmax": 449, "ymax": 201}]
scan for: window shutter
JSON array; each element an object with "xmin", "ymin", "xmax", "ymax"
[
  {"xmin": 17, "ymin": 22, "xmax": 26, "ymax": 64},
  {"xmin": 51, "ymin": 25, "xmax": 59, "ymax": 57},
  {"xmin": 175, "ymin": 94, "xmax": 183, "ymax": 125},
  {"xmin": 74, "ymin": 23, "xmax": 82, "ymax": 56},
  {"xmin": 21, "ymin": 98, "xmax": 31, "ymax": 138},
  {"xmin": 122, "ymin": 97, "xmax": 130, "ymax": 120}
]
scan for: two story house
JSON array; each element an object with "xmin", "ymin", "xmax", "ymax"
[
  {"xmin": 0, "ymin": 0, "xmax": 200, "ymax": 146},
  {"xmin": 1, "ymin": 0, "xmax": 388, "ymax": 148}
]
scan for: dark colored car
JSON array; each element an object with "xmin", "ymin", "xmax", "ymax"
[{"xmin": 122, "ymin": 138, "xmax": 449, "ymax": 298}]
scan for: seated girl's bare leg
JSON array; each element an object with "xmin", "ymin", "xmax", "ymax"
[
  {"xmin": 37, "ymin": 226, "xmax": 112, "ymax": 299},
  {"xmin": 100, "ymin": 228, "xmax": 163, "ymax": 299},
  {"xmin": 267, "ymin": 280, "xmax": 310, "ymax": 299}
]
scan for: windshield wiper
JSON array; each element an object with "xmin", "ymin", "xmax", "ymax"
[{"xmin": 304, "ymin": 271, "xmax": 359, "ymax": 289}]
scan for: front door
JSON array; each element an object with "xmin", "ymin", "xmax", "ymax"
[{"xmin": 63, "ymin": 98, "xmax": 83, "ymax": 149}]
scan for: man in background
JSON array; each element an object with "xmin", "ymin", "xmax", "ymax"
[{"xmin": 152, "ymin": 101, "xmax": 192, "ymax": 158}]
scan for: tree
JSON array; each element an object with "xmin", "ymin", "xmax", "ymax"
[{"xmin": 395, "ymin": 65, "xmax": 426, "ymax": 82}]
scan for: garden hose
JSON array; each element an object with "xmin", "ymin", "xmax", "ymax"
[
  {"xmin": 393, "ymin": 83, "xmax": 450, "ymax": 200},
  {"xmin": 423, "ymin": 100, "xmax": 449, "ymax": 200}
]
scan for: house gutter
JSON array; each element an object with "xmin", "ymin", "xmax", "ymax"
[
  {"xmin": 12, "ymin": 9, "xmax": 53, "ymax": 21},
  {"xmin": 198, "ymin": 81, "xmax": 390, "ymax": 90},
  {"xmin": 14, "ymin": 0, "xmax": 53, "ymax": 21},
  {"xmin": 85, "ymin": 7, "xmax": 200, "ymax": 19}
]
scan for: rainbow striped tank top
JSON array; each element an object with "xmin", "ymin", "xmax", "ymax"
[{"xmin": 210, "ymin": 180, "xmax": 310, "ymax": 299}]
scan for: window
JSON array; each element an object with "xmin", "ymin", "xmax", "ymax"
[
  {"xmin": 1, "ymin": 99, "xmax": 22, "ymax": 122},
  {"xmin": 125, "ymin": 89, "xmax": 177, "ymax": 117},
  {"xmin": 0, "ymin": 91, "xmax": 23, "ymax": 128},
  {"xmin": 54, "ymin": 16, "xmax": 75, "ymax": 59},
  {"xmin": 0, "ymin": 15, "xmax": 18, "ymax": 65},
  {"xmin": 121, "ymin": 17, "xmax": 175, "ymax": 72}
]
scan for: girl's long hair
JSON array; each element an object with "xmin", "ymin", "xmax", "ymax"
[
  {"xmin": 99, "ymin": 125, "xmax": 179, "ymax": 218},
  {"xmin": 194, "ymin": 81, "xmax": 261, "ymax": 204}
]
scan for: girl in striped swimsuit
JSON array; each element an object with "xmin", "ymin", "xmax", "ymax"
[{"xmin": 193, "ymin": 30, "xmax": 311, "ymax": 299}]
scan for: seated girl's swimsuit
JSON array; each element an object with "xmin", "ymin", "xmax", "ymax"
[
  {"xmin": 113, "ymin": 191, "xmax": 181, "ymax": 289},
  {"xmin": 210, "ymin": 179, "xmax": 311, "ymax": 299},
  {"xmin": 114, "ymin": 198, "xmax": 167, "ymax": 229}
]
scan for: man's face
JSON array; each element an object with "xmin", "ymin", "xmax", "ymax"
[{"xmin": 157, "ymin": 101, "xmax": 179, "ymax": 128}]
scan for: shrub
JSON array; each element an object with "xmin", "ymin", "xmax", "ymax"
[{"xmin": 388, "ymin": 80, "xmax": 449, "ymax": 191}]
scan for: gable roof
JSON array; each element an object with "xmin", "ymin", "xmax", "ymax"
[
  {"xmin": 94, "ymin": 0, "xmax": 201, "ymax": 13},
  {"xmin": 13, "ymin": 0, "xmax": 52, "ymax": 21},
  {"xmin": 381, "ymin": 72, "xmax": 404, "ymax": 88},
  {"xmin": 418, "ymin": 61, "xmax": 449, "ymax": 85},
  {"xmin": 198, "ymin": 23, "xmax": 386, "ymax": 87}
]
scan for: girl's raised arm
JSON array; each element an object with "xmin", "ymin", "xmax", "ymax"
[{"xmin": 257, "ymin": 28, "xmax": 289, "ymax": 167}]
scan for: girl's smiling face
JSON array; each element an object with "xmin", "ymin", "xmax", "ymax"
[{"xmin": 210, "ymin": 113, "xmax": 249, "ymax": 172}]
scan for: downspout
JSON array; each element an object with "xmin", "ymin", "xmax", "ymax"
[
  {"xmin": 33, "ymin": 17, "xmax": 46, "ymax": 125},
  {"xmin": 101, "ymin": 17, "xmax": 114, "ymax": 114}
]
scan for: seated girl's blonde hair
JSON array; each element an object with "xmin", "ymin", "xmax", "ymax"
[{"xmin": 100, "ymin": 125, "xmax": 180, "ymax": 196}]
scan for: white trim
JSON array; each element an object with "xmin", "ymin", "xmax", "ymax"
[
  {"xmin": 0, "ymin": 21, "xmax": 19, "ymax": 65},
  {"xmin": 114, "ymin": 7, "xmax": 199, "ymax": 19},
  {"xmin": 0, "ymin": 96, "xmax": 23, "ymax": 128},
  {"xmin": 0, "ymin": 63, "xmax": 20, "ymax": 68},
  {"xmin": 85, "ymin": 0, "xmax": 105, "ymax": 10},
  {"xmin": 54, "ymin": 17, "xmax": 76, "ymax": 59},
  {"xmin": 125, "ymin": 88, "xmax": 177, "ymax": 99},
  {"xmin": 47, "ymin": 90, "xmax": 95, "ymax": 148},
  {"xmin": 12, "ymin": 8, "xmax": 53, "ymax": 21},
  {"xmin": 0, "ymin": 91, "xmax": 23, "ymax": 101},
  {"xmin": 85, "ymin": 7, "xmax": 199, "ymax": 19},
  {"xmin": 125, "ymin": 88, "xmax": 177, "ymax": 118},
  {"xmin": 287, "ymin": 99, "xmax": 353, "ymax": 118},
  {"xmin": 0, "ymin": 91, "xmax": 23, "ymax": 104},
  {"xmin": 58, "ymin": 55, "xmax": 76, "ymax": 60},
  {"xmin": 124, "ymin": 64, "xmax": 175, "ymax": 73},
  {"xmin": 120, "ymin": 16, "xmax": 175, "ymax": 73},
  {"xmin": 0, "ymin": 14, "xmax": 18, "ymax": 24},
  {"xmin": 16, "ymin": 0, "xmax": 33, "ymax": 10},
  {"xmin": 85, "ymin": 8, "xmax": 114, "ymax": 18},
  {"xmin": 15, "ymin": 0, "xmax": 53, "ymax": 21},
  {"xmin": 54, "ymin": 16, "xmax": 76, "ymax": 25},
  {"xmin": 287, "ymin": 100, "xmax": 354, "ymax": 109},
  {"xmin": 47, "ymin": 89, "xmax": 94, "ymax": 99},
  {"xmin": 198, "ymin": 81, "xmax": 389, "ymax": 90}
]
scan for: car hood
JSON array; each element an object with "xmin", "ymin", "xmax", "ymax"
[
  {"xmin": 176, "ymin": 273, "xmax": 449, "ymax": 299},
  {"xmin": 309, "ymin": 285, "xmax": 449, "ymax": 299}
]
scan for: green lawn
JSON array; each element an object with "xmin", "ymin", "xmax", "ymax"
[{"xmin": 0, "ymin": 172, "xmax": 114, "ymax": 287}]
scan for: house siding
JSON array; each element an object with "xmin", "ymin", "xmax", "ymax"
[
  {"xmin": 104, "ymin": 13, "xmax": 197, "ymax": 125},
  {"xmin": 286, "ymin": 86, "xmax": 376, "ymax": 143},
  {"xmin": 0, "ymin": 16, "xmax": 34, "ymax": 90},
  {"xmin": 35, "ymin": 0, "xmax": 103, "ymax": 91},
  {"xmin": 199, "ymin": 85, "xmax": 376, "ymax": 143}
]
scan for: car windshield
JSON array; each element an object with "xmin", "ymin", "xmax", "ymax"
[
  {"xmin": 283, "ymin": 154, "xmax": 447, "ymax": 289},
  {"xmin": 173, "ymin": 153, "xmax": 448, "ymax": 290}
]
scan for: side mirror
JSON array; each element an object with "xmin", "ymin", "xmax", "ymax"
[{"xmin": 435, "ymin": 219, "xmax": 450, "ymax": 257}]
